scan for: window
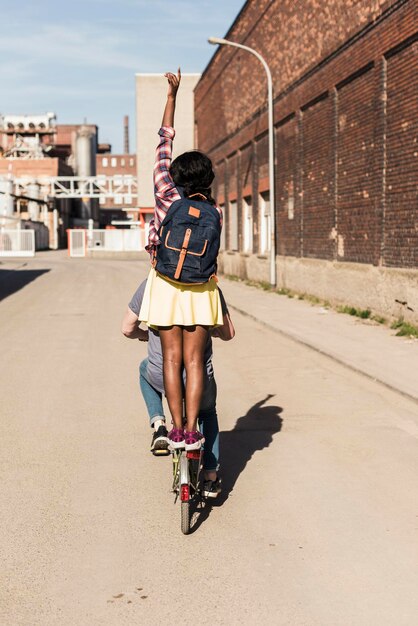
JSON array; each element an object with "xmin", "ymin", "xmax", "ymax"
[
  {"xmin": 129, "ymin": 158, "xmax": 134, "ymax": 166},
  {"xmin": 124, "ymin": 195, "xmax": 132, "ymax": 205},
  {"xmin": 259, "ymin": 191, "xmax": 271, "ymax": 254},
  {"xmin": 121, "ymin": 158, "xmax": 125, "ymax": 166},
  {"xmin": 219, "ymin": 205, "xmax": 226, "ymax": 250},
  {"xmin": 229, "ymin": 200, "xmax": 238, "ymax": 251},
  {"xmin": 99, "ymin": 196, "xmax": 106, "ymax": 205},
  {"xmin": 111, "ymin": 157, "xmax": 117, "ymax": 167},
  {"xmin": 115, "ymin": 195, "xmax": 122, "ymax": 205},
  {"xmin": 242, "ymin": 195, "xmax": 253, "ymax": 253},
  {"xmin": 102, "ymin": 157, "xmax": 108, "ymax": 167}
]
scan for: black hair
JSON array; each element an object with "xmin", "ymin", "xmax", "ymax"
[{"xmin": 170, "ymin": 150, "xmax": 216, "ymax": 205}]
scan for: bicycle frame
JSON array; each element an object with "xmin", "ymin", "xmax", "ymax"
[
  {"xmin": 172, "ymin": 449, "xmax": 203, "ymax": 502},
  {"xmin": 171, "ymin": 417, "xmax": 204, "ymax": 533}
]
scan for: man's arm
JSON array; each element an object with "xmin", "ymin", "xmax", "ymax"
[
  {"xmin": 121, "ymin": 307, "xmax": 149, "ymax": 341},
  {"xmin": 212, "ymin": 312, "xmax": 235, "ymax": 341}
]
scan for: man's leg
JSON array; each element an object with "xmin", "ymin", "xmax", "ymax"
[
  {"xmin": 198, "ymin": 376, "xmax": 221, "ymax": 497},
  {"xmin": 139, "ymin": 359, "xmax": 169, "ymax": 455}
]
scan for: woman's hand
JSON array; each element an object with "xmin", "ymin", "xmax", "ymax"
[{"xmin": 164, "ymin": 68, "xmax": 181, "ymax": 99}]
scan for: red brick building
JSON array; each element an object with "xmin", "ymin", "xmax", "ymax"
[
  {"xmin": 195, "ymin": 0, "xmax": 417, "ymax": 321},
  {"xmin": 96, "ymin": 153, "xmax": 137, "ymax": 225}
]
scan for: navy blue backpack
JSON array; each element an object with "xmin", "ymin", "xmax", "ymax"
[{"xmin": 155, "ymin": 193, "xmax": 221, "ymax": 284}]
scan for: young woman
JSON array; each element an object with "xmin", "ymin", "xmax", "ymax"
[{"xmin": 139, "ymin": 68, "xmax": 223, "ymax": 453}]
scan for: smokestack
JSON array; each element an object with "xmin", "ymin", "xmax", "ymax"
[{"xmin": 124, "ymin": 115, "xmax": 129, "ymax": 154}]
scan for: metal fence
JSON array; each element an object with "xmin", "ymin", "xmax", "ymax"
[
  {"xmin": 67, "ymin": 228, "xmax": 147, "ymax": 257},
  {"xmin": 0, "ymin": 229, "xmax": 35, "ymax": 257}
]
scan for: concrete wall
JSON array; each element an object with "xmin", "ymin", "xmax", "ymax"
[
  {"xmin": 135, "ymin": 73, "xmax": 200, "ymax": 209},
  {"xmin": 219, "ymin": 251, "xmax": 418, "ymax": 324}
]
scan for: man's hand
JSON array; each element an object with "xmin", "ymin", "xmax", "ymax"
[
  {"xmin": 122, "ymin": 307, "xmax": 149, "ymax": 340},
  {"xmin": 211, "ymin": 313, "xmax": 235, "ymax": 341},
  {"xmin": 164, "ymin": 68, "xmax": 181, "ymax": 99},
  {"xmin": 137, "ymin": 328, "xmax": 149, "ymax": 342}
]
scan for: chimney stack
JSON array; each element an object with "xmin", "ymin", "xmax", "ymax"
[{"xmin": 124, "ymin": 115, "xmax": 129, "ymax": 154}]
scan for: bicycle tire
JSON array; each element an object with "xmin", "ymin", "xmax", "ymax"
[{"xmin": 181, "ymin": 501, "xmax": 190, "ymax": 535}]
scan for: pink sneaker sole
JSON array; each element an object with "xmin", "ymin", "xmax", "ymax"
[
  {"xmin": 184, "ymin": 431, "xmax": 205, "ymax": 451},
  {"xmin": 168, "ymin": 428, "xmax": 185, "ymax": 450}
]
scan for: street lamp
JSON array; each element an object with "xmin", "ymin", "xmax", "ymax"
[{"xmin": 208, "ymin": 36, "xmax": 276, "ymax": 286}]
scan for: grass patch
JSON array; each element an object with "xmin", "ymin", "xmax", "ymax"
[
  {"xmin": 337, "ymin": 305, "xmax": 371, "ymax": 319},
  {"xmin": 372, "ymin": 315, "xmax": 387, "ymax": 325},
  {"xmin": 224, "ymin": 274, "xmax": 240, "ymax": 282},
  {"xmin": 223, "ymin": 273, "xmax": 417, "ymax": 338},
  {"xmin": 277, "ymin": 287, "xmax": 293, "ymax": 297},
  {"xmin": 390, "ymin": 319, "xmax": 418, "ymax": 337},
  {"xmin": 304, "ymin": 294, "xmax": 325, "ymax": 305}
]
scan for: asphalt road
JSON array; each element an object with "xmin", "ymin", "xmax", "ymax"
[{"xmin": 1, "ymin": 252, "xmax": 418, "ymax": 626}]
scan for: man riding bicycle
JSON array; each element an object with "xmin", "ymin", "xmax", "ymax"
[{"xmin": 122, "ymin": 279, "xmax": 235, "ymax": 498}]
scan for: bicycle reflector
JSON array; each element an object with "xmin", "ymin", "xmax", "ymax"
[
  {"xmin": 186, "ymin": 451, "xmax": 201, "ymax": 460},
  {"xmin": 181, "ymin": 484, "xmax": 190, "ymax": 502}
]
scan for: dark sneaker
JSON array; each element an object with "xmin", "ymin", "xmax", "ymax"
[
  {"xmin": 202, "ymin": 477, "xmax": 222, "ymax": 499},
  {"xmin": 184, "ymin": 430, "xmax": 205, "ymax": 451},
  {"xmin": 168, "ymin": 427, "xmax": 185, "ymax": 450},
  {"xmin": 151, "ymin": 425, "xmax": 170, "ymax": 456}
]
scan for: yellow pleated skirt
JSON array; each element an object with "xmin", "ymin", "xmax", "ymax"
[{"xmin": 139, "ymin": 268, "xmax": 223, "ymax": 328}]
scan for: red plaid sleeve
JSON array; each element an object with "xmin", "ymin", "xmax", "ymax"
[{"xmin": 146, "ymin": 126, "xmax": 181, "ymax": 254}]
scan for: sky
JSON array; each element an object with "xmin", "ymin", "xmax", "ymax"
[{"xmin": 0, "ymin": 0, "xmax": 245, "ymax": 152}]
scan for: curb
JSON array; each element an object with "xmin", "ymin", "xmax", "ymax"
[{"xmin": 228, "ymin": 302, "xmax": 418, "ymax": 406}]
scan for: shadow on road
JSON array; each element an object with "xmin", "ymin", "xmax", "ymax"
[
  {"xmin": 0, "ymin": 268, "xmax": 50, "ymax": 302},
  {"xmin": 190, "ymin": 394, "xmax": 283, "ymax": 533}
]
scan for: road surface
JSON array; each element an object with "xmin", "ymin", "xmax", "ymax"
[{"xmin": 1, "ymin": 252, "xmax": 417, "ymax": 625}]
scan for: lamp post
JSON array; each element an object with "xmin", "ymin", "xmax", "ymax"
[{"xmin": 208, "ymin": 36, "xmax": 276, "ymax": 286}]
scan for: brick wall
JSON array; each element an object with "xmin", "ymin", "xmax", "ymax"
[{"xmin": 195, "ymin": 0, "xmax": 417, "ymax": 269}]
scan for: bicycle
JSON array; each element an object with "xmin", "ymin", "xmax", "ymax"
[{"xmin": 171, "ymin": 445, "xmax": 203, "ymax": 535}]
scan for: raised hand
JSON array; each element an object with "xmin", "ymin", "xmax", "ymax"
[{"xmin": 164, "ymin": 68, "xmax": 181, "ymax": 99}]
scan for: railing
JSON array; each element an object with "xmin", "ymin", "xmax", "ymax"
[
  {"xmin": 12, "ymin": 175, "xmax": 138, "ymax": 199},
  {"xmin": 0, "ymin": 229, "xmax": 35, "ymax": 257},
  {"xmin": 67, "ymin": 227, "xmax": 148, "ymax": 257}
]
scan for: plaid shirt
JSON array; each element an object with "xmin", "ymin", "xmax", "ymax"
[
  {"xmin": 146, "ymin": 126, "xmax": 222, "ymax": 255},
  {"xmin": 146, "ymin": 126, "xmax": 181, "ymax": 254}
]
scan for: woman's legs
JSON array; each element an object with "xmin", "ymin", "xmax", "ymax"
[
  {"xmin": 183, "ymin": 325, "xmax": 210, "ymax": 432},
  {"xmin": 159, "ymin": 324, "xmax": 209, "ymax": 436},
  {"xmin": 159, "ymin": 325, "xmax": 183, "ymax": 430}
]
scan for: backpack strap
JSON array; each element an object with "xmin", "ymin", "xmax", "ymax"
[
  {"xmin": 174, "ymin": 228, "xmax": 192, "ymax": 280},
  {"xmin": 188, "ymin": 193, "xmax": 207, "ymax": 201}
]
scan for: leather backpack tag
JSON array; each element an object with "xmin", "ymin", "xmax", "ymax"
[{"xmin": 188, "ymin": 206, "xmax": 200, "ymax": 218}]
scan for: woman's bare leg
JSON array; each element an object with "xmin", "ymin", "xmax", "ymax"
[
  {"xmin": 183, "ymin": 325, "xmax": 209, "ymax": 432},
  {"xmin": 159, "ymin": 325, "xmax": 183, "ymax": 430}
]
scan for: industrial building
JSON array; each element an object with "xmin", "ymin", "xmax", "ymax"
[
  {"xmin": 0, "ymin": 113, "xmax": 137, "ymax": 252},
  {"xmin": 195, "ymin": 0, "xmax": 417, "ymax": 322}
]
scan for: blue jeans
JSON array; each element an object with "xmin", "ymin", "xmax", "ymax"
[{"xmin": 139, "ymin": 358, "xmax": 219, "ymax": 471}]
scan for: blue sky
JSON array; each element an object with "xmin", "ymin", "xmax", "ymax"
[{"xmin": 1, "ymin": 0, "xmax": 244, "ymax": 152}]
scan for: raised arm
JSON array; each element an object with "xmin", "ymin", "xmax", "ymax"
[
  {"xmin": 161, "ymin": 68, "xmax": 181, "ymax": 127},
  {"xmin": 147, "ymin": 69, "xmax": 182, "ymax": 253}
]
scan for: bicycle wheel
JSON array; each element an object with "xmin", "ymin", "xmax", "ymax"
[{"xmin": 181, "ymin": 501, "xmax": 190, "ymax": 535}]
